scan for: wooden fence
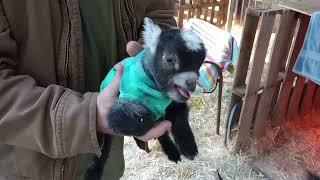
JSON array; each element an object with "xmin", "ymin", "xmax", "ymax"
[
  {"xmin": 226, "ymin": 8, "xmax": 319, "ymax": 152},
  {"xmin": 176, "ymin": 0, "xmax": 229, "ymax": 29}
]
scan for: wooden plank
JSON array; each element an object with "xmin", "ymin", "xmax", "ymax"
[
  {"xmin": 287, "ymin": 75, "xmax": 306, "ymax": 121},
  {"xmin": 300, "ymin": 80, "xmax": 317, "ymax": 117},
  {"xmin": 210, "ymin": 5, "xmax": 215, "ymax": 23},
  {"xmin": 196, "ymin": 0, "xmax": 202, "ymax": 18},
  {"xmin": 240, "ymin": 0, "xmax": 249, "ymax": 25},
  {"xmin": 216, "ymin": 6, "xmax": 222, "ymax": 27},
  {"xmin": 313, "ymin": 87, "xmax": 320, "ymax": 112},
  {"xmin": 219, "ymin": 0, "xmax": 228, "ymax": 28},
  {"xmin": 178, "ymin": 0, "xmax": 186, "ymax": 28},
  {"xmin": 232, "ymin": 72, "xmax": 286, "ymax": 98},
  {"xmin": 226, "ymin": 0, "xmax": 237, "ymax": 31},
  {"xmin": 204, "ymin": 5, "xmax": 209, "ymax": 20},
  {"xmin": 279, "ymin": 0, "xmax": 320, "ymax": 16},
  {"xmin": 272, "ymin": 15, "xmax": 310, "ymax": 123},
  {"xmin": 227, "ymin": 9, "xmax": 259, "ymax": 128},
  {"xmin": 234, "ymin": 12, "xmax": 276, "ymax": 152},
  {"xmin": 187, "ymin": 0, "xmax": 193, "ymax": 19},
  {"xmin": 220, "ymin": 0, "xmax": 228, "ymax": 28},
  {"xmin": 254, "ymin": 11, "xmax": 298, "ymax": 137}
]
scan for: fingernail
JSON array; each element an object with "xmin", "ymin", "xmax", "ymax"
[{"xmin": 114, "ymin": 63, "xmax": 123, "ymax": 72}]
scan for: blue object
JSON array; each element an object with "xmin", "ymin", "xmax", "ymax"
[
  {"xmin": 293, "ymin": 12, "xmax": 320, "ymax": 85},
  {"xmin": 100, "ymin": 50, "xmax": 172, "ymax": 120}
]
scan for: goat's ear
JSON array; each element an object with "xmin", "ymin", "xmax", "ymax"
[
  {"xmin": 142, "ymin": 17, "xmax": 162, "ymax": 54},
  {"xmin": 180, "ymin": 28, "xmax": 203, "ymax": 52}
]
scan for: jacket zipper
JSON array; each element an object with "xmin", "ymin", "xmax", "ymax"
[
  {"xmin": 60, "ymin": 1, "xmax": 69, "ymax": 178},
  {"xmin": 63, "ymin": 0, "xmax": 71, "ymax": 87},
  {"xmin": 61, "ymin": 159, "xmax": 66, "ymax": 180},
  {"xmin": 65, "ymin": 31, "xmax": 71, "ymax": 87}
]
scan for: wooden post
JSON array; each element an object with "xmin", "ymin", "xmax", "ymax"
[
  {"xmin": 210, "ymin": 1, "xmax": 216, "ymax": 24},
  {"xmin": 272, "ymin": 15, "xmax": 310, "ymax": 123},
  {"xmin": 253, "ymin": 11, "xmax": 298, "ymax": 137},
  {"xmin": 196, "ymin": 0, "xmax": 203, "ymax": 18},
  {"xmin": 227, "ymin": 0, "xmax": 236, "ymax": 31},
  {"xmin": 300, "ymin": 80, "xmax": 317, "ymax": 117},
  {"xmin": 313, "ymin": 87, "xmax": 320, "ymax": 112},
  {"xmin": 286, "ymin": 75, "xmax": 306, "ymax": 121},
  {"xmin": 178, "ymin": 0, "xmax": 186, "ymax": 28},
  {"xmin": 240, "ymin": 0, "xmax": 249, "ymax": 25},
  {"xmin": 226, "ymin": 9, "xmax": 259, "ymax": 131},
  {"xmin": 234, "ymin": 10, "xmax": 276, "ymax": 152},
  {"xmin": 188, "ymin": 0, "xmax": 193, "ymax": 19}
]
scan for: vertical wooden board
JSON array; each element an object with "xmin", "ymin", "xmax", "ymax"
[
  {"xmin": 187, "ymin": 1, "xmax": 193, "ymax": 19},
  {"xmin": 240, "ymin": 0, "xmax": 249, "ymax": 25},
  {"xmin": 216, "ymin": 8, "xmax": 222, "ymax": 27},
  {"xmin": 221, "ymin": 0, "xmax": 229, "ymax": 28},
  {"xmin": 300, "ymin": 80, "xmax": 317, "ymax": 116},
  {"xmin": 209, "ymin": 1, "xmax": 216, "ymax": 23},
  {"xmin": 313, "ymin": 86, "xmax": 320, "ymax": 112},
  {"xmin": 234, "ymin": 12, "xmax": 276, "ymax": 152},
  {"xmin": 178, "ymin": 0, "xmax": 186, "ymax": 28},
  {"xmin": 204, "ymin": 6, "xmax": 209, "ymax": 20},
  {"xmin": 196, "ymin": 0, "xmax": 202, "ymax": 18},
  {"xmin": 227, "ymin": 9, "xmax": 259, "ymax": 124},
  {"xmin": 234, "ymin": 0, "xmax": 240, "ymax": 24},
  {"xmin": 254, "ymin": 11, "xmax": 298, "ymax": 137},
  {"xmin": 273, "ymin": 15, "xmax": 310, "ymax": 123},
  {"xmin": 286, "ymin": 76, "xmax": 306, "ymax": 121},
  {"xmin": 233, "ymin": 9, "xmax": 260, "ymax": 88}
]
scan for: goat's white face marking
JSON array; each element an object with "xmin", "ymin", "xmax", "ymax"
[
  {"xmin": 172, "ymin": 72, "xmax": 198, "ymax": 87},
  {"xmin": 181, "ymin": 28, "xmax": 203, "ymax": 51},
  {"xmin": 166, "ymin": 71, "xmax": 199, "ymax": 103},
  {"xmin": 142, "ymin": 18, "xmax": 162, "ymax": 54}
]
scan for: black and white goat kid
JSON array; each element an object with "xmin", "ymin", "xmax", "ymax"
[{"xmin": 85, "ymin": 18, "xmax": 206, "ymax": 180}]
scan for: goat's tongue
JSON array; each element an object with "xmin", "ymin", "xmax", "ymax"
[{"xmin": 176, "ymin": 86, "xmax": 190, "ymax": 99}]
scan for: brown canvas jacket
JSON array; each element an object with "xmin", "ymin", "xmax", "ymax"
[{"xmin": 0, "ymin": 0, "xmax": 176, "ymax": 179}]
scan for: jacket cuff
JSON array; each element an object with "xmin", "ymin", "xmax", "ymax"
[
  {"xmin": 87, "ymin": 93, "xmax": 102, "ymax": 157},
  {"xmin": 55, "ymin": 91, "xmax": 101, "ymax": 157}
]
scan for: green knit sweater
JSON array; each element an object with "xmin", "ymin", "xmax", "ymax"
[{"xmin": 100, "ymin": 50, "xmax": 172, "ymax": 120}]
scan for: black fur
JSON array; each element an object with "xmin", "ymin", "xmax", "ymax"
[
  {"xmin": 165, "ymin": 102, "xmax": 198, "ymax": 160},
  {"xmin": 108, "ymin": 99, "xmax": 155, "ymax": 136},
  {"xmin": 158, "ymin": 132, "xmax": 181, "ymax": 163},
  {"xmin": 84, "ymin": 135, "xmax": 112, "ymax": 180}
]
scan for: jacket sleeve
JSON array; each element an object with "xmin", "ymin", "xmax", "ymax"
[
  {"xmin": 136, "ymin": 0, "xmax": 177, "ymax": 44},
  {"xmin": 145, "ymin": 0, "xmax": 177, "ymax": 28},
  {"xmin": 0, "ymin": 2, "xmax": 101, "ymax": 159}
]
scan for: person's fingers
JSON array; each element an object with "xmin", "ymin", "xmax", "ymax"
[
  {"xmin": 101, "ymin": 63, "xmax": 124, "ymax": 97},
  {"xmin": 136, "ymin": 120, "xmax": 172, "ymax": 142},
  {"xmin": 126, "ymin": 41, "xmax": 144, "ymax": 57}
]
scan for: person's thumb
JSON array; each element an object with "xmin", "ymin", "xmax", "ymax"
[
  {"xmin": 127, "ymin": 41, "xmax": 144, "ymax": 57},
  {"xmin": 101, "ymin": 63, "xmax": 124, "ymax": 97}
]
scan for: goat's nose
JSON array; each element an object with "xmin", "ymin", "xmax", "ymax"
[{"xmin": 186, "ymin": 79, "xmax": 196, "ymax": 91}]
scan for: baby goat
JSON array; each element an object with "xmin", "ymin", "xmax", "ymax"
[{"xmin": 85, "ymin": 18, "xmax": 206, "ymax": 180}]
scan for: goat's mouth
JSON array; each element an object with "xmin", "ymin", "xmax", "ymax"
[{"xmin": 175, "ymin": 85, "xmax": 191, "ymax": 99}]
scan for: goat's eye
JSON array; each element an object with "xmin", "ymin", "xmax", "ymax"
[{"xmin": 167, "ymin": 58, "xmax": 174, "ymax": 63}]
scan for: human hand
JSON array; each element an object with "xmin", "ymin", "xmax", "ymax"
[
  {"xmin": 96, "ymin": 63, "xmax": 124, "ymax": 134},
  {"xmin": 126, "ymin": 41, "xmax": 144, "ymax": 57}
]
